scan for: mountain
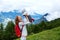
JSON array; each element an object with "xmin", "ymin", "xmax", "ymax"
[{"xmin": 0, "ymin": 10, "xmax": 48, "ymax": 27}]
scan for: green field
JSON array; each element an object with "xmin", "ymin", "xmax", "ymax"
[
  {"xmin": 16, "ymin": 26, "xmax": 60, "ymax": 40},
  {"xmin": 27, "ymin": 26, "xmax": 60, "ymax": 40}
]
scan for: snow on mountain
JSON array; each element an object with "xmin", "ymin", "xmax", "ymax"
[{"xmin": 0, "ymin": 10, "xmax": 48, "ymax": 27}]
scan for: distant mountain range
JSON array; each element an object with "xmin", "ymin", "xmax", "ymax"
[{"xmin": 0, "ymin": 10, "xmax": 48, "ymax": 27}]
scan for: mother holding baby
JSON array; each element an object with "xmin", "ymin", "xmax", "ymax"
[{"xmin": 15, "ymin": 10, "xmax": 34, "ymax": 40}]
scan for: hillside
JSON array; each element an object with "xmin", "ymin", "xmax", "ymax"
[{"xmin": 27, "ymin": 26, "xmax": 60, "ymax": 40}]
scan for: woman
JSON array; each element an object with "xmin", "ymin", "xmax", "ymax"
[{"xmin": 15, "ymin": 15, "xmax": 30, "ymax": 40}]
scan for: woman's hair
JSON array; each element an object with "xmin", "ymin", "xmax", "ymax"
[{"xmin": 15, "ymin": 16, "xmax": 19, "ymax": 25}]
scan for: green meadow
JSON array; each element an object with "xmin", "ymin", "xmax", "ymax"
[
  {"xmin": 16, "ymin": 26, "xmax": 60, "ymax": 40},
  {"xmin": 27, "ymin": 26, "xmax": 60, "ymax": 40}
]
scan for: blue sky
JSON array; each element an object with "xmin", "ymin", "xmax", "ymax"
[{"xmin": 0, "ymin": 0, "xmax": 60, "ymax": 27}]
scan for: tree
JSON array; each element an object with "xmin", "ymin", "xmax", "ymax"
[
  {"xmin": 3, "ymin": 21, "xmax": 16, "ymax": 40},
  {"xmin": 0, "ymin": 23, "xmax": 3, "ymax": 40},
  {"xmin": 0, "ymin": 23, "xmax": 3, "ymax": 31}
]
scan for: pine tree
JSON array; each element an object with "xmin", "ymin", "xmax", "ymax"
[
  {"xmin": 4, "ymin": 21, "xmax": 16, "ymax": 40},
  {"xmin": 0, "ymin": 23, "xmax": 3, "ymax": 40}
]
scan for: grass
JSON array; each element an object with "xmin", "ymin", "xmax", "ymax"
[
  {"xmin": 27, "ymin": 26, "xmax": 60, "ymax": 40},
  {"xmin": 16, "ymin": 26, "xmax": 60, "ymax": 40}
]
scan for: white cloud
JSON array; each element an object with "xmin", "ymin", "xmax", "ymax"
[
  {"xmin": 0, "ymin": 0, "xmax": 60, "ymax": 21},
  {"xmin": 45, "ymin": 11, "xmax": 60, "ymax": 21},
  {"xmin": 0, "ymin": 0, "xmax": 53, "ymax": 12}
]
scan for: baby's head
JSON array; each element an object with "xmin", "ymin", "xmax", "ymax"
[{"xmin": 15, "ymin": 16, "xmax": 22, "ymax": 24}]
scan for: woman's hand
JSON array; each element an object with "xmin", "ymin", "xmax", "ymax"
[{"xmin": 25, "ymin": 13, "xmax": 29, "ymax": 21}]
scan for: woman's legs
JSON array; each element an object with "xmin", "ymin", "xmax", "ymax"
[{"xmin": 20, "ymin": 36, "xmax": 26, "ymax": 40}]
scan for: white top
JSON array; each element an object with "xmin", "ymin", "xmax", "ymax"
[{"xmin": 19, "ymin": 18, "xmax": 30, "ymax": 36}]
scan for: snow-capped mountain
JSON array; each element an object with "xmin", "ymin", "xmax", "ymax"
[{"xmin": 0, "ymin": 10, "xmax": 48, "ymax": 27}]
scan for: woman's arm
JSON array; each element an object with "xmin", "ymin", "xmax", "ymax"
[
  {"xmin": 19, "ymin": 22, "xmax": 23, "ymax": 30},
  {"xmin": 25, "ymin": 13, "xmax": 29, "ymax": 21},
  {"xmin": 24, "ymin": 14, "xmax": 31, "ymax": 25}
]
